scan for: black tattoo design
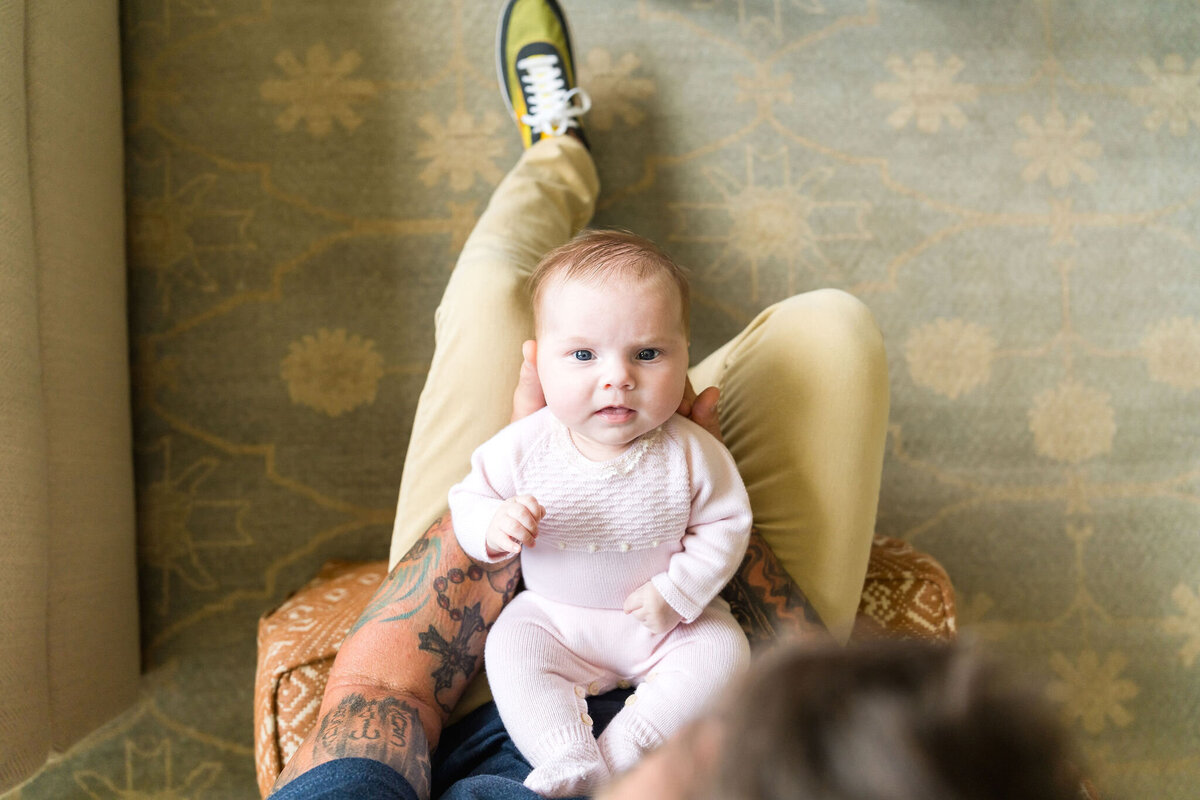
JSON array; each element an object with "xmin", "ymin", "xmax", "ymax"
[
  {"xmin": 315, "ymin": 693, "xmax": 431, "ymax": 798},
  {"xmin": 418, "ymin": 601, "xmax": 487, "ymax": 714},
  {"xmin": 433, "ymin": 564, "xmax": 520, "ymax": 617}
]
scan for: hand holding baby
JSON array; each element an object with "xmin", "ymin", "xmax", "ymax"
[
  {"xmin": 623, "ymin": 580, "xmax": 683, "ymax": 634},
  {"xmin": 486, "ymin": 495, "xmax": 545, "ymax": 557}
]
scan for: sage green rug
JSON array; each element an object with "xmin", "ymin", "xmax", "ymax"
[{"xmin": 10, "ymin": 0, "xmax": 1199, "ymax": 797}]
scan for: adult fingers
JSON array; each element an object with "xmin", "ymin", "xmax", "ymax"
[
  {"xmin": 689, "ymin": 385, "xmax": 724, "ymax": 443},
  {"xmin": 511, "ymin": 340, "xmax": 546, "ymax": 422},
  {"xmin": 676, "ymin": 376, "xmax": 698, "ymax": 418}
]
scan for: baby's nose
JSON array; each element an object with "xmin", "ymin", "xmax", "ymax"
[{"xmin": 604, "ymin": 363, "xmax": 634, "ymax": 390}]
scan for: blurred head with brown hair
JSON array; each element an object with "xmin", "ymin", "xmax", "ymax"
[{"xmin": 599, "ymin": 639, "xmax": 1084, "ymax": 800}]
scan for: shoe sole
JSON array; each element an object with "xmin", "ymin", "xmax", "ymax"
[{"xmin": 496, "ymin": 0, "xmax": 577, "ymax": 121}]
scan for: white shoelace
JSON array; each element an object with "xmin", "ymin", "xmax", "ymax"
[{"xmin": 517, "ymin": 53, "xmax": 591, "ymax": 137}]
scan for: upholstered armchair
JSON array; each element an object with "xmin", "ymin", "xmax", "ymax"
[{"xmin": 252, "ymin": 535, "xmax": 958, "ymax": 796}]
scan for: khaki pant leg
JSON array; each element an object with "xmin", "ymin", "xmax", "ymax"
[
  {"xmin": 390, "ymin": 136, "xmax": 599, "ymax": 568},
  {"xmin": 688, "ymin": 289, "xmax": 890, "ymax": 643}
]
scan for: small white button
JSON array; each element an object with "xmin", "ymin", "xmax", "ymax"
[
  {"xmin": 617, "ymin": 680, "xmax": 631, "ymax": 689},
  {"xmin": 581, "ymin": 712, "xmax": 594, "ymax": 726},
  {"xmin": 557, "ymin": 542, "xmax": 566, "ymax": 550},
  {"xmin": 651, "ymin": 540, "xmax": 660, "ymax": 548},
  {"xmin": 624, "ymin": 694, "xmax": 638, "ymax": 706},
  {"xmin": 587, "ymin": 544, "xmax": 598, "ymax": 553},
  {"xmin": 588, "ymin": 681, "xmax": 601, "ymax": 695},
  {"xmin": 619, "ymin": 542, "xmax": 630, "ymax": 552},
  {"xmin": 574, "ymin": 685, "xmax": 587, "ymax": 698}
]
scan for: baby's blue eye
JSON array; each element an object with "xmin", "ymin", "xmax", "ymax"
[
  {"xmin": 573, "ymin": 350, "xmax": 594, "ymax": 361},
  {"xmin": 636, "ymin": 349, "xmax": 660, "ymax": 361}
]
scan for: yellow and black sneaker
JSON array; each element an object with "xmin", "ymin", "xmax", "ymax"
[{"xmin": 497, "ymin": 0, "xmax": 590, "ymax": 148}]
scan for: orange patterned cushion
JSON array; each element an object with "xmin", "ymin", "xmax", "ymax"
[
  {"xmin": 253, "ymin": 538, "xmax": 957, "ymax": 797},
  {"xmin": 254, "ymin": 561, "xmax": 389, "ymax": 797},
  {"xmin": 852, "ymin": 536, "xmax": 957, "ymax": 642}
]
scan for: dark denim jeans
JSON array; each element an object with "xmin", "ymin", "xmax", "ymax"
[{"xmin": 269, "ymin": 691, "xmax": 632, "ymax": 800}]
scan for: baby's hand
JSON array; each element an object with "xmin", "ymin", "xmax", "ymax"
[
  {"xmin": 623, "ymin": 581, "xmax": 683, "ymax": 634},
  {"xmin": 486, "ymin": 495, "xmax": 544, "ymax": 558}
]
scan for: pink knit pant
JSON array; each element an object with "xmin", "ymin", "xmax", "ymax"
[{"xmin": 485, "ymin": 590, "xmax": 750, "ymax": 791}]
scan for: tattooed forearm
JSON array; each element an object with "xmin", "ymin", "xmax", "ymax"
[
  {"xmin": 272, "ymin": 511, "xmax": 520, "ymax": 796},
  {"xmin": 275, "ymin": 690, "xmax": 432, "ymax": 798},
  {"xmin": 317, "ymin": 694, "xmax": 432, "ymax": 798},
  {"xmin": 344, "ymin": 511, "xmax": 519, "ymax": 646},
  {"xmin": 348, "ymin": 510, "xmax": 520, "ymax": 707},
  {"xmin": 343, "ymin": 538, "xmax": 437, "ymax": 643},
  {"xmin": 722, "ymin": 529, "xmax": 832, "ymax": 648}
]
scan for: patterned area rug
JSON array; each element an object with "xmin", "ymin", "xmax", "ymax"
[{"xmin": 9, "ymin": 1, "xmax": 1199, "ymax": 797}]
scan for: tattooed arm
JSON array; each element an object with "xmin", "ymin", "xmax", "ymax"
[
  {"xmin": 722, "ymin": 528, "xmax": 834, "ymax": 648},
  {"xmin": 271, "ymin": 511, "xmax": 520, "ymax": 798}
]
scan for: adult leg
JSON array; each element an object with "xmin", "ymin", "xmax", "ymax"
[
  {"xmin": 270, "ymin": 758, "xmax": 423, "ymax": 800},
  {"xmin": 432, "ymin": 702, "xmax": 540, "ymax": 800},
  {"xmin": 390, "ymin": 135, "xmax": 598, "ymax": 570},
  {"xmin": 688, "ymin": 289, "xmax": 890, "ymax": 644}
]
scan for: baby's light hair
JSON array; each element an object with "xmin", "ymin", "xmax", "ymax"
[{"xmin": 529, "ymin": 229, "xmax": 691, "ymax": 335}]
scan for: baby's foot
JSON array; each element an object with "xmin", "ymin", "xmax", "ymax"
[
  {"xmin": 597, "ymin": 728, "xmax": 648, "ymax": 777},
  {"xmin": 524, "ymin": 753, "xmax": 609, "ymax": 798}
]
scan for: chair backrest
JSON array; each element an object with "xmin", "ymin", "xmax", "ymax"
[{"xmin": 0, "ymin": 3, "xmax": 139, "ymax": 791}]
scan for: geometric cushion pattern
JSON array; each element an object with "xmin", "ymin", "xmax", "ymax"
[
  {"xmin": 253, "ymin": 561, "xmax": 387, "ymax": 798},
  {"xmin": 851, "ymin": 536, "xmax": 958, "ymax": 642},
  {"xmin": 253, "ymin": 537, "xmax": 956, "ymax": 797}
]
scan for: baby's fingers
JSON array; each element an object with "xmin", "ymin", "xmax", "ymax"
[
  {"xmin": 623, "ymin": 591, "xmax": 644, "ymax": 616},
  {"xmin": 510, "ymin": 496, "xmax": 543, "ymax": 545},
  {"xmin": 497, "ymin": 516, "xmax": 535, "ymax": 551},
  {"xmin": 511, "ymin": 495, "xmax": 545, "ymax": 521}
]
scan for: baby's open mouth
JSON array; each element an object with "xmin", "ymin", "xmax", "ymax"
[{"xmin": 596, "ymin": 406, "xmax": 635, "ymax": 422}]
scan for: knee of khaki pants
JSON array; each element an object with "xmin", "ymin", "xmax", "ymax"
[{"xmin": 690, "ymin": 288, "xmax": 889, "ymax": 643}]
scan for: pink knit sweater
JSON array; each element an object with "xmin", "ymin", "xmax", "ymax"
[{"xmin": 449, "ymin": 408, "xmax": 752, "ymax": 622}]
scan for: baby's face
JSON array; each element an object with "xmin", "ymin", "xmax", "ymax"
[{"xmin": 535, "ymin": 274, "xmax": 689, "ymax": 461}]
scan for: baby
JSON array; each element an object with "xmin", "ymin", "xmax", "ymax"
[{"xmin": 448, "ymin": 229, "xmax": 752, "ymax": 798}]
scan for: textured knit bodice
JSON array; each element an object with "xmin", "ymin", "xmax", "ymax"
[{"xmin": 449, "ymin": 408, "xmax": 751, "ymax": 620}]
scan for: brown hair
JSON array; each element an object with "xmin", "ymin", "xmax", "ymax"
[
  {"xmin": 699, "ymin": 640, "xmax": 1083, "ymax": 800},
  {"xmin": 528, "ymin": 229, "xmax": 691, "ymax": 335}
]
